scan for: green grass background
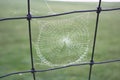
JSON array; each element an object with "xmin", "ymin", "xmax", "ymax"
[{"xmin": 0, "ymin": 0, "xmax": 120, "ymax": 80}]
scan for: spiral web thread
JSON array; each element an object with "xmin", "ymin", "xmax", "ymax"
[{"xmin": 34, "ymin": 13, "xmax": 90, "ymax": 67}]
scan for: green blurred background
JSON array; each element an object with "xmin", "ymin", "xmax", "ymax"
[{"xmin": 0, "ymin": 0, "xmax": 120, "ymax": 80}]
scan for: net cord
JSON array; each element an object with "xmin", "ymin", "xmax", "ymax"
[
  {"xmin": 27, "ymin": 0, "xmax": 36, "ymax": 80},
  {"xmin": 0, "ymin": 59, "xmax": 120, "ymax": 78},
  {"xmin": 0, "ymin": 8, "xmax": 120, "ymax": 21},
  {"xmin": 88, "ymin": 0, "xmax": 102, "ymax": 80}
]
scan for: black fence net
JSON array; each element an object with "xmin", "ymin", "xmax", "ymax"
[{"xmin": 0, "ymin": 0, "xmax": 120, "ymax": 80}]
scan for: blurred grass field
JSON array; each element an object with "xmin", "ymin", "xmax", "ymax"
[{"xmin": 0, "ymin": 0, "xmax": 120, "ymax": 80}]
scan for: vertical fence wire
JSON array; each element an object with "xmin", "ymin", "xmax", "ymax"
[
  {"xmin": 27, "ymin": 0, "xmax": 36, "ymax": 80},
  {"xmin": 88, "ymin": 0, "xmax": 102, "ymax": 80}
]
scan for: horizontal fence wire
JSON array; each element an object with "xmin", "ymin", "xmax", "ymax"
[
  {"xmin": 0, "ymin": 8, "xmax": 120, "ymax": 21},
  {"xmin": 0, "ymin": 0, "xmax": 120, "ymax": 80},
  {"xmin": 0, "ymin": 59, "xmax": 120, "ymax": 78}
]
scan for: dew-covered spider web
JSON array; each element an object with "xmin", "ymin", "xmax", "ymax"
[
  {"xmin": 33, "ymin": 0, "xmax": 90, "ymax": 67},
  {"xmin": 34, "ymin": 14, "xmax": 90, "ymax": 67}
]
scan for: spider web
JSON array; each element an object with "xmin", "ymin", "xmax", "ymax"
[{"xmin": 33, "ymin": 0, "xmax": 90, "ymax": 67}]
